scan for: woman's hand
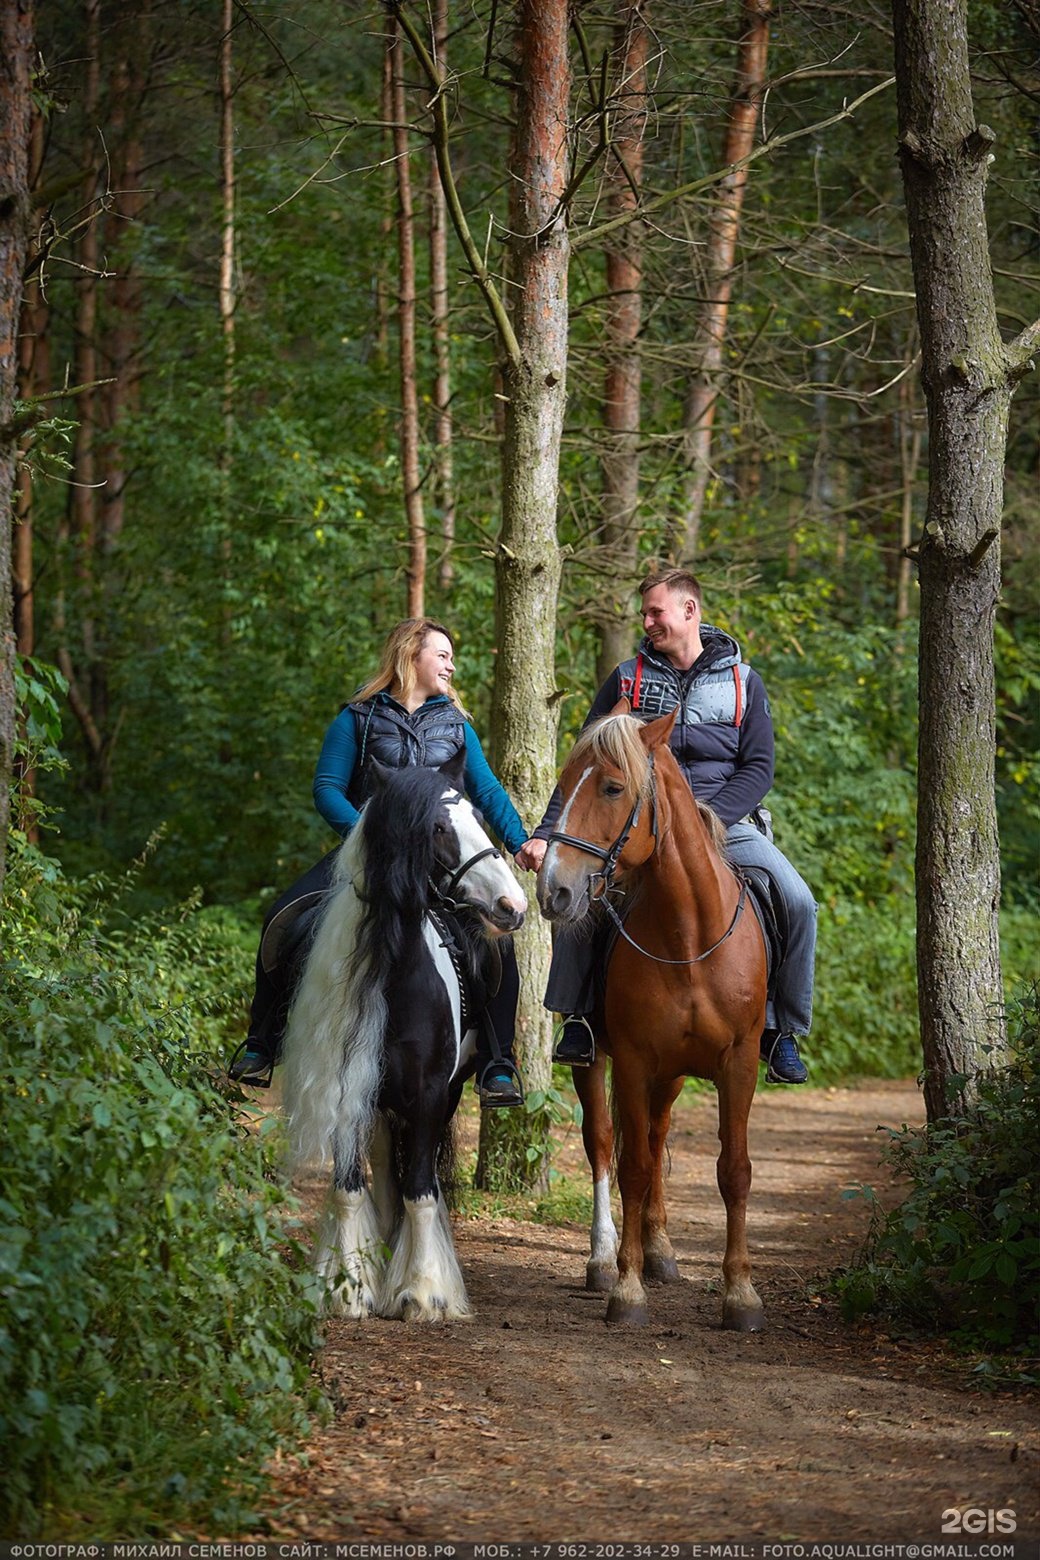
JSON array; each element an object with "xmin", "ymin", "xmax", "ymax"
[{"xmin": 514, "ymin": 838, "xmax": 547, "ymax": 873}]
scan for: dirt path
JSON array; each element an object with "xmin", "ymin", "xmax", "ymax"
[{"xmin": 262, "ymin": 1080, "xmax": 1039, "ymax": 1544}]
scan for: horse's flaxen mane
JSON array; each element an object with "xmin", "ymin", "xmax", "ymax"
[
  {"xmin": 573, "ymin": 714, "xmax": 728, "ymax": 856},
  {"xmin": 571, "ymin": 714, "xmax": 652, "ymax": 803},
  {"xmin": 696, "ymin": 799, "xmax": 728, "ymax": 854}
]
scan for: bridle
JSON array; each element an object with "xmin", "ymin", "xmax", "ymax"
[
  {"xmin": 430, "ymin": 844, "xmax": 504, "ymax": 914},
  {"xmin": 546, "ymin": 753, "xmax": 749, "ymax": 967}
]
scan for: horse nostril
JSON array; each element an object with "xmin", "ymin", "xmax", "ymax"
[
  {"xmin": 497, "ymin": 895, "xmax": 525, "ymax": 928},
  {"xmin": 551, "ymin": 884, "xmax": 572, "ymax": 917}
]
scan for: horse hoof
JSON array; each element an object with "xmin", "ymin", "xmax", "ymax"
[
  {"xmin": 605, "ymin": 1296, "xmax": 649, "ymax": 1327},
  {"xmin": 722, "ymin": 1302, "xmax": 765, "ymax": 1333},
  {"xmin": 585, "ymin": 1262, "xmax": 619, "ymax": 1293},
  {"xmin": 643, "ymin": 1253, "xmax": 681, "ymax": 1284}
]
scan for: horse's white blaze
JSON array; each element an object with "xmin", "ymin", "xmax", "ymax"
[
  {"xmin": 380, "ymin": 1193, "xmax": 471, "ymax": 1322},
  {"xmin": 443, "ymin": 790, "xmax": 526, "ymax": 922},
  {"xmin": 315, "ymin": 1187, "xmax": 386, "ymax": 1318},
  {"xmin": 541, "ymin": 766, "xmax": 596, "ymax": 903}
]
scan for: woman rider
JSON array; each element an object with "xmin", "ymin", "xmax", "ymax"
[{"xmin": 228, "ymin": 618, "xmax": 532, "ymax": 1107}]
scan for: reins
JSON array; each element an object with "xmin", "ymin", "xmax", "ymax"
[{"xmin": 547, "ymin": 752, "xmax": 749, "ymax": 968}]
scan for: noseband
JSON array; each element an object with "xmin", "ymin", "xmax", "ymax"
[
  {"xmin": 431, "ymin": 844, "xmax": 504, "ymax": 914},
  {"xmin": 547, "ymin": 753, "xmax": 748, "ymax": 967}
]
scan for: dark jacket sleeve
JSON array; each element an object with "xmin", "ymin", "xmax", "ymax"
[
  {"xmin": 532, "ymin": 667, "xmax": 625, "ymax": 839},
  {"xmin": 708, "ymin": 668, "xmax": 775, "ymax": 826}
]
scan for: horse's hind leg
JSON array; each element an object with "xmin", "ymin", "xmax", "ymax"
[
  {"xmin": 380, "ymin": 1113, "xmax": 470, "ymax": 1323},
  {"xmin": 642, "ymin": 1077, "xmax": 683, "ymax": 1284},
  {"xmin": 715, "ymin": 1044, "xmax": 764, "ymax": 1332},
  {"xmin": 315, "ymin": 1141, "xmax": 387, "ymax": 1318},
  {"xmin": 574, "ymin": 1054, "xmax": 618, "ymax": 1292}
]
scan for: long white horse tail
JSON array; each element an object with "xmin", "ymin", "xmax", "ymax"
[{"xmin": 281, "ymin": 829, "xmax": 385, "ymax": 1171}]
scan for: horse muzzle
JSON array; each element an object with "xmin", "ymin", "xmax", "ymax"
[{"xmin": 486, "ymin": 895, "xmax": 526, "ymax": 935}]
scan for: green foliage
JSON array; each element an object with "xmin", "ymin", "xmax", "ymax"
[
  {"xmin": 0, "ymin": 842, "xmax": 324, "ymax": 1538},
  {"xmin": 833, "ymin": 985, "xmax": 1040, "ymax": 1361}
]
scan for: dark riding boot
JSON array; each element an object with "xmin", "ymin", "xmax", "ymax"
[
  {"xmin": 552, "ymin": 1014, "xmax": 596, "ymax": 1067},
  {"xmin": 760, "ymin": 1029, "xmax": 808, "ymax": 1085},
  {"xmin": 476, "ymin": 1058, "xmax": 525, "ymax": 1109},
  {"xmin": 227, "ymin": 1039, "xmax": 275, "ymax": 1089}
]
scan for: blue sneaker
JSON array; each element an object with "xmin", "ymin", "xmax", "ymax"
[
  {"xmin": 227, "ymin": 1042, "xmax": 274, "ymax": 1088},
  {"xmin": 760, "ymin": 1031, "xmax": 808, "ymax": 1085},
  {"xmin": 476, "ymin": 1060, "xmax": 524, "ymax": 1109}
]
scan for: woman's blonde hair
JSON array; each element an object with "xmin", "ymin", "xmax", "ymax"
[{"xmin": 354, "ymin": 618, "xmax": 465, "ymax": 711}]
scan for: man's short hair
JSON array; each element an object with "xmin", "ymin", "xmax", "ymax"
[{"xmin": 639, "ymin": 567, "xmax": 702, "ymax": 609}]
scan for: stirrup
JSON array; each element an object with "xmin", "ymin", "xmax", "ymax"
[
  {"xmin": 476, "ymin": 1058, "xmax": 525, "ymax": 1110},
  {"xmin": 227, "ymin": 1039, "xmax": 275, "ymax": 1089},
  {"xmin": 552, "ymin": 1014, "xmax": 596, "ymax": 1067}
]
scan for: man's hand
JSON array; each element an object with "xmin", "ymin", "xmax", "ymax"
[{"xmin": 514, "ymin": 838, "xmax": 548, "ymax": 873}]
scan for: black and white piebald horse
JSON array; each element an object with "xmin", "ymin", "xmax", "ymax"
[{"xmin": 282, "ymin": 756, "xmax": 526, "ymax": 1322}]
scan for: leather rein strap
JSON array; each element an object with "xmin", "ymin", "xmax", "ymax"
[{"xmin": 546, "ymin": 753, "xmax": 749, "ymax": 968}]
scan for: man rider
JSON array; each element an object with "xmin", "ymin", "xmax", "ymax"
[{"xmin": 515, "ymin": 568, "xmax": 815, "ymax": 1085}]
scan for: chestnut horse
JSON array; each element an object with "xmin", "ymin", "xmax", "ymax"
[{"xmin": 537, "ymin": 706, "xmax": 767, "ymax": 1329}]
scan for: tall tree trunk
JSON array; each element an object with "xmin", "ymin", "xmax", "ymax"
[
  {"xmin": 893, "ymin": 0, "xmax": 1040, "ymax": 1120},
  {"xmin": 13, "ymin": 105, "xmax": 48, "ymax": 841},
  {"xmin": 394, "ymin": 0, "xmax": 569, "ymax": 1186},
  {"xmin": 218, "ymin": 0, "xmax": 235, "ymax": 669},
  {"xmin": 673, "ymin": 0, "xmax": 771, "ymax": 561},
  {"xmin": 390, "ymin": 19, "xmax": 426, "ymax": 617},
  {"xmin": 429, "ymin": 0, "xmax": 455, "ymax": 596},
  {"xmin": 595, "ymin": 4, "xmax": 648, "ymax": 687},
  {"xmin": 0, "ymin": 0, "xmax": 35, "ymax": 892},
  {"xmin": 477, "ymin": 0, "xmax": 570, "ymax": 1189},
  {"xmin": 95, "ymin": 0, "xmax": 148, "ymax": 744},
  {"xmin": 56, "ymin": 0, "xmax": 106, "ymax": 781}
]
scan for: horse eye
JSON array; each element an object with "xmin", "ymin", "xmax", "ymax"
[{"xmin": 603, "ymin": 782, "xmax": 625, "ymax": 799}]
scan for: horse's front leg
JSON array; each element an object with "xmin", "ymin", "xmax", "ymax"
[
  {"xmin": 380, "ymin": 1106, "xmax": 470, "ymax": 1323},
  {"xmin": 605, "ymin": 1056, "xmax": 653, "ymax": 1326},
  {"xmin": 315, "ymin": 1138, "xmax": 388, "ymax": 1318},
  {"xmin": 642, "ymin": 1077, "xmax": 684, "ymax": 1284},
  {"xmin": 715, "ymin": 1040, "xmax": 764, "ymax": 1331},
  {"xmin": 573, "ymin": 1052, "xmax": 618, "ymax": 1292}
]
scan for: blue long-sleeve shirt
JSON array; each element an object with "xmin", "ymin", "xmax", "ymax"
[{"xmin": 312, "ymin": 697, "xmax": 528, "ymax": 855}]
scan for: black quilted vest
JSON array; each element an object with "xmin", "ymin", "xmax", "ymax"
[{"xmin": 345, "ymin": 695, "xmax": 467, "ymax": 808}]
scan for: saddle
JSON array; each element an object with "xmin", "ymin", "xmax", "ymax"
[{"xmin": 740, "ymin": 865, "xmax": 787, "ymax": 993}]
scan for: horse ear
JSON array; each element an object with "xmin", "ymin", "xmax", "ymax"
[
  {"xmin": 610, "ymin": 696, "xmax": 632, "ymax": 716},
  {"xmin": 637, "ymin": 707, "xmax": 678, "ymax": 751},
  {"xmin": 438, "ymin": 749, "xmax": 466, "ymax": 792},
  {"xmin": 367, "ymin": 756, "xmax": 394, "ymax": 792}
]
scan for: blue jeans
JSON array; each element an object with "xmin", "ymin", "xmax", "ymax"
[{"xmin": 543, "ymin": 823, "xmax": 817, "ymax": 1040}]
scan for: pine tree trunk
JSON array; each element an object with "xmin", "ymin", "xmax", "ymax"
[
  {"xmin": 429, "ymin": 0, "xmax": 455, "ymax": 596},
  {"xmin": 595, "ymin": 5, "xmax": 648, "ymax": 687},
  {"xmin": 13, "ymin": 106, "xmax": 47, "ymax": 840},
  {"xmin": 390, "ymin": 20, "xmax": 426, "ymax": 618},
  {"xmin": 478, "ymin": 0, "xmax": 570, "ymax": 1189},
  {"xmin": 893, "ymin": 0, "xmax": 1040, "ymax": 1119},
  {"xmin": 674, "ymin": 0, "xmax": 770, "ymax": 561},
  {"xmin": 0, "ymin": 0, "xmax": 35, "ymax": 892}
]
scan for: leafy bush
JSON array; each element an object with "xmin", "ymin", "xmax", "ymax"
[
  {"xmin": 833, "ymin": 985, "xmax": 1040, "ymax": 1361},
  {"xmin": 0, "ymin": 839, "xmax": 324, "ymax": 1538}
]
